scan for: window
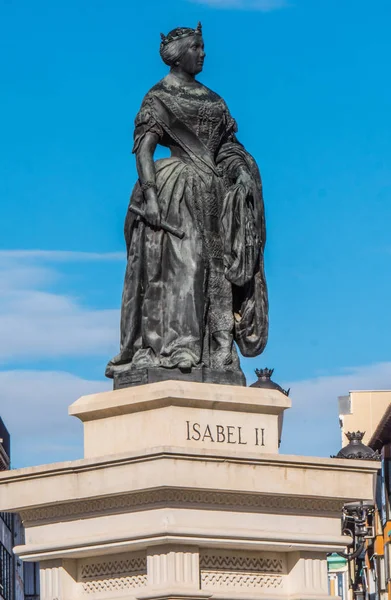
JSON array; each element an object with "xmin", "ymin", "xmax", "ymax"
[
  {"xmin": 373, "ymin": 555, "xmax": 386, "ymax": 595},
  {"xmin": 328, "ymin": 573, "xmax": 337, "ymax": 596},
  {"xmin": 0, "ymin": 542, "xmax": 13, "ymax": 600},
  {"xmin": 384, "ymin": 542, "xmax": 390, "ymax": 584},
  {"xmin": 23, "ymin": 562, "xmax": 40, "ymax": 600},
  {"xmin": 0, "ymin": 513, "xmax": 12, "ymax": 531}
]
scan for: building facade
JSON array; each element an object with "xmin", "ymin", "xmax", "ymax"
[
  {"xmin": 0, "ymin": 418, "xmax": 39, "ymax": 600},
  {"xmin": 367, "ymin": 405, "xmax": 391, "ymax": 600},
  {"xmin": 336, "ymin": 391, "xmax": 391, "ymax": 600},
  {"xmin": 339, "ymin": 391, "xmax": 391, "ymax": 446}
]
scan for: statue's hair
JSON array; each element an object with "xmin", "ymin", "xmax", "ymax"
[
  {"xmin": 160, "ymin": 35, "xmax": 195, "ymax": 67},
  {"xmin": 159, "ymin": 24, "xmax": 202, "ymax": 67}
]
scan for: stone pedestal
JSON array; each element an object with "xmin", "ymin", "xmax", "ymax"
[
  {"xmin": 0, "ymin": 381, "xmax": 379, "ymax": 600},
  {"xmin": 69, "ymin": 381, "xmax": 289, "ymax": 457}
]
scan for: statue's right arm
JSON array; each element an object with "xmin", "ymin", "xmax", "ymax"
[{"xmin": 135, "ymin": 131, "xmax": 161, "ymax": 227}]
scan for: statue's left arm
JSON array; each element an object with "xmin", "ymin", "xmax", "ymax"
[{"xmin": 216, "ymin": 103, "xmax": 269, "ymax": 357}]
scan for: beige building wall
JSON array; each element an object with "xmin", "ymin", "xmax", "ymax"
[{"xmin": 339, "ymin": 390, "xmax": 391, "ymax": 446}]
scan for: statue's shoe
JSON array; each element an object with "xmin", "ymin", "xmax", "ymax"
[{"xmin": 178, "ymin": 359, "xmax": 193, "ymax": 370}]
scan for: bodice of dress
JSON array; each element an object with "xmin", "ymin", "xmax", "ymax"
[
  {"xmin": 135, "ymin": 75, "xmax": 236, "ymax": 155},
  {"xmin": 162, "ymin": 86, "xmax": 227, "ymax": 153}
]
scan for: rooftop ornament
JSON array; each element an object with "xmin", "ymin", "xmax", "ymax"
[
  {"xmin": 250, "ymin": 368, "xmax": 290, "ymax": 397},
  {"xmin": 332, "ymin": 431, "xmax": 380, "ymax": 461}
]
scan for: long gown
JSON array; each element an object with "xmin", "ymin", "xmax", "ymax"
[{"xmin": 106, "ymin": 74, "xmax": 268, "ymax": 379}]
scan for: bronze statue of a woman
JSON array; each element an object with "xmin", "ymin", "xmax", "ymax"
[{"xmin": 106, "ymin": 23, "xmax": 268, "ymax": 388}]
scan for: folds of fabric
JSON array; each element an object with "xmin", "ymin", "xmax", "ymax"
[
  {"xmin": 119, "ymin": 158, "xmax": 208, "ymax": 369},
  {"xmin": 217, "ymin": 142, "xmax": 269, "ymax": 357},
  {"xmin": 107, "ymin": 81, "xmax": 268, "ymax": 375}
]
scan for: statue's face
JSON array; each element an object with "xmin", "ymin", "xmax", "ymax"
[{"xmin": 178, "ymin": 36, "xmax": 205, "ymax": 75}]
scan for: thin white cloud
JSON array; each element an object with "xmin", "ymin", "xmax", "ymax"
[
  {"xmin": 0, "ymin": 250, "xmax": 124, "ymax": 262},
  {"xmin": 0, "ymin": 250, "xmax": 121, "ymax": 468},
  {"xmin": 0, "ymin": 370, "xmax": 111, "ymax": 468},
  {"xmin": 0, "ymin": 250, "xmax": 121, "ymax": 363},
  {"xmin": 280, "ymin": 362, "xmax": 391, "ymax": 457},
  {"xmin": 187, "ymin": 0, "xmax": 289, "ymax": 11},
  {"xmin": 0, "ymin": 292, "xmax": 118, "ymax": 361}
]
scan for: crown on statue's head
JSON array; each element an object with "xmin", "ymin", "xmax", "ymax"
[
  {"xmin": 346, "ymin": 431, "xmax": 365, "ymax": 443},
  {"xmin": 160, "ymin": 22, "xmax": 202, "ymax": 47},
  {"xmin": 255, "ymin": 368, "xmax": 274, "ymax": 380}
]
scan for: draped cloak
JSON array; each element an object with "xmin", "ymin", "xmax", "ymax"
[{"xmin": 106, "ymin": 76, "xmax": 268, "ymax": 377}]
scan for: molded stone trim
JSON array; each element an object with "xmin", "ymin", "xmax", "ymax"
[{"xmin": 20, "ymin": 488, "xmax": 345, "ymax": 524}]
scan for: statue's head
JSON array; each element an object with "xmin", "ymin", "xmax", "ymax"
[{"xmin": 160, "ymin": 22, "xmax": 205, "ymax": 76}]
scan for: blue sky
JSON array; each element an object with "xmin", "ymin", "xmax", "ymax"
[{"xmin": 1, "ymin": 0, "xmax": 391, "ymax": 467}]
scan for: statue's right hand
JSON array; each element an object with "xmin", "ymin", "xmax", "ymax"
[{"xmin": 144, "ymin": 190, "xmax": 161, "ymax": 227}]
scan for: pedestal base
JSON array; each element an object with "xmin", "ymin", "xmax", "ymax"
[
  {"xmin": 113, "ymin": 366, "xmax": 246, "ymax": 390},
  {"xmin": 69, "ymin": 380, "xmax": 290, "ymax": 457},
  {"xmin": 0, "ymin": 381, "xmax": 379, "ymax": 600}
]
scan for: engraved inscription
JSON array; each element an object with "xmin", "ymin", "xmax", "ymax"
[{"xmin": 186, "ymin": 421, "xmax": 265, "ymax": 447}]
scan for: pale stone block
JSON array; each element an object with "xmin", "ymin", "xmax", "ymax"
[
  {"xmin": 287, "ymin": 552, "xmax": 336, "ymax": 600},
  {"xmin": 147, "ymin": 545, "xmax": 200, "ymax": 589},
  {"xmin": 78, "ymin": 551, "xmax": 147, "ymax": 597},
  {"xmin": 40, "ymin": 562, "xmax": 62, "ymax": 600},
  {"xmin": 200, "ymin": 548, "xmax": 286, "ymax": 595},
  {"xmin": 40, "ymin": 559, "xmax": 78, "ymax": 600},
  {"xmin": 69, "ymin": 381, "xmax": 291, "ymax": 458},
  {"xmin": 19, "ymin": 507, "xmax": 346, "ymax": 559},
  {"xmin": 0, "ymin": 448, "xmax": 377, "ymax": 516}
]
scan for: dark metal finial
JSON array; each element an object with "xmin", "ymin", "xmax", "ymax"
[
  {"xmin": 346, "ymin": 431, "xmax": 365, "ymax": 443},
  {"xmin": 332, "ymin": 431, "xmax": 380, "ymax": 461},
  {"xmin": 255, "ymin": 367, "xmax": 274, "ymax": 380},
  {"xmin": 250, "ymin": 368, "xmax": 289, "ymax": 396}
]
